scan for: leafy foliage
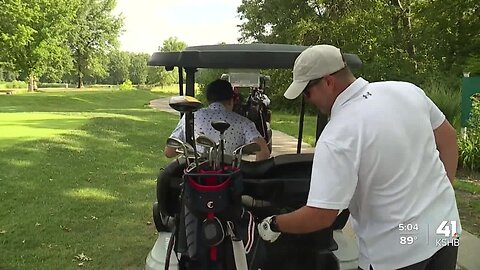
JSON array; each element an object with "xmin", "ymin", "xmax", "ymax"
[
  {"xmin": 129, "ymin": 53, "xmax": 149, "ymax": 85},
  {"xmin": 119, "ymin": 79, "xmax": 134, "ymax": 91},
  {"xmin": 237, "ymin": 0, "xmax": 480, "ymax": 106},
  {"xmin": 0, "ymin": 0, "xmax": 78, "ymax": 88},
  {"xmin": 420, "ymin": 76, "xmax": 461, "ymax": 129},
  {"xmin": 67, "ymin": 0, "xmax": 123, "ymax": 88},
  {"xmin": 459, "ymin": 98, "xmax": 480, "ymax": 171},
  {"xmin": 159, "ymin": 37, "xmax": 187, "ymax": 85},
  {"xmin": 107, "ymin": 50, "xmax": 130, "ymax": 84}
]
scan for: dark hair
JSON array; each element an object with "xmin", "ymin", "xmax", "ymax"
[{"xmin": 206, "ymin": 79, "xmax": 234, "ymax": 103}]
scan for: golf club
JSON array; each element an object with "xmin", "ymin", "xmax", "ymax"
[
  {"xmin": 174, "ymin": 145, "xmax": 199, "ymax": 159},
  {"xmin": 211, "ymin": 120, "xmax": 230, "ymax": 171},
  {"xmin": 169, "ymin": 96, "xmax": 202, "ymax": 170},
  {"xmin": 232, "ymin": 142, "xmax": 260, "ymax": 167},
  {"xmin": 166, "ymin": 137, "xmax": 190, "ymax": 166},
  {"xmin": 196, "ymin": 135, "xmax": 216, "ymax": 169}
]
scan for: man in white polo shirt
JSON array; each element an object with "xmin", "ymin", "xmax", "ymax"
[{"xmin": 257, "ymin": 45, "xmax": 461, "ymax": 270}]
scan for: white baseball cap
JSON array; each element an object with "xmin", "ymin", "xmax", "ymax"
[{"xmin": 284, "ymin": 45, "xmax": 345, "ymax": 99}]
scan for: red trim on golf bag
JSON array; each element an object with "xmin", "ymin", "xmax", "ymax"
[{"xmin": 187, "ymin": 171, "xmax": 231, "ymax": 192}]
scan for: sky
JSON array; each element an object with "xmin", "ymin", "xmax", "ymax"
[{"xmin": 113, "ymin": 0, "xmax": 243, "ymax": 53}]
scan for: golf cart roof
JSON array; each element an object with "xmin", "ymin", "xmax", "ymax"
[{"xmin": 148, "ymin": 43, "xmax": 362, "ymax": 70}]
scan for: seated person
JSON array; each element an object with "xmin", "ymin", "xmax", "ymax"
[{"xmin": 164, "ymin": 79, "xmax": 270, "ymax": 161}]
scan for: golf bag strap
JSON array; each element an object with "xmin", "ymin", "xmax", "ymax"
[
  {"xmin": 226, "ymin": 221, "xmax": 248, "ymax": 270},
  {"xmin": 207, "ymin": 212, "xmax": 218, "ymax": 262}
]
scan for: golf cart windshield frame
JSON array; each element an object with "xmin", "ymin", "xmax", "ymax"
[{"xmin": 148, "ymin": 43, "xmax": 362, "ymax": 152}]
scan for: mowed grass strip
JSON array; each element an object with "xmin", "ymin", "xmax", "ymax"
[{"xmin": 0, "ymin": 90, "xmax": 179, "ymax": 269}]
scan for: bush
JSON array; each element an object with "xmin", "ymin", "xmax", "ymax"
[
  {"xmin": 458, "ymin": 98, "xmax": 480, "ymax": 171},
  {"xmin": 421, "ymin": 77, "xmax": 461, "ymax": 130},
  {"xmin": 119, "ymin": 79, "xmax": 134, "ymax": 91},
  {"xmin": 2, "ymin": 80, "xmax": 28, "ymax": 89},
  {"xmin": 37, "ymin": 82, "xmax": 68, "ymax": 88}
]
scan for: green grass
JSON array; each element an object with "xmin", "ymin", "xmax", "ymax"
[
  {"xmin": 453, "ymin": 178, "xmax": 480, "ymax": 236},
  {"xmin": 0, "ymin": 89, "xmax": 179, "ymax": 269},
  {"xmin": 270, "ymin": 111, "xmax": 318, "ymax": 146},
  {"xmin": 150, "ymin": 83, "xmax": 201, "ymax": 95}
]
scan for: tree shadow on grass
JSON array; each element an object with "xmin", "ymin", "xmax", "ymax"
[{"xmin": 0, "ymin": 111, "xmax": 180, "ymax": 269}]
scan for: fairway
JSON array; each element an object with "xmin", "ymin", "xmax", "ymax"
[{"xmin": 0, "ymin": 90, "xmax": 179, "ymax": 269}]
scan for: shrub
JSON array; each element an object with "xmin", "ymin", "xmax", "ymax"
[
  {"xmin": 4, "ymin": 80, "xmax": 27, "ymax": 89},
  {"xmin": 119, "ymin": 79, "xmax": 134, "ymax": 91},
  {"xmin": 37, "ymin": 82, "xmax": 68, "ymax": 88},
  {"xmin": 458, "ymin": 98, "xmax": 480, "ymax": 171},
  {"xmin": 421, "ymin": 77, "xmax": 461, "ymax": 130}
]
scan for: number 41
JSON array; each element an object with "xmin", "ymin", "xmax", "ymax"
[{"xmin": 436, "ymin": 221, "xmax": 457, "ymax": 237}]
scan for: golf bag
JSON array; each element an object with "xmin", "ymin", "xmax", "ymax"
[
  {"xmin": 245, "ymin": 88, "xmax": 271, "ymax": 144},
  {"xmin": 167, "ymin": 164, "xmax": 265, "ymax": 270},
  {"xmin": 232, "ymin": 88, "xmax": 272, "ymax": 150}
]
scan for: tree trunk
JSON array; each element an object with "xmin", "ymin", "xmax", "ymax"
[
  {"xmin": 28, "ymin": 75, "xmax": 34, "ymax": 92},
  {"xmin": 77, "ymin": 75, "xmax": 84, "ymax": 88},
  {"xmin": 76, "ymin": 49, "xmax": 84, "ymax": 88},
  {"xmin": 390, "ymin": 0, "xmax": 417, "ymax": 69}
]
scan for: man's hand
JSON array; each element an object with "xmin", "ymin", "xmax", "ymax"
[{"xmin": 258, "ymin": 216, "xmax": 281, "ymax": 242}]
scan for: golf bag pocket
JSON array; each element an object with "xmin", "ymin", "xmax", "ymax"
[
  {"xmin": 184, "ymin": 168, "xmax": 243, "ymax": 219},
  {"xmin": 202, "ymin": 217, "xmax": 225, "ymax": 247}
]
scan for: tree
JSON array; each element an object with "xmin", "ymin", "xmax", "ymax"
[
  {"xmin": 160, "ymin": 37, "xmax": 187, "ymax": 52},
  {"xmin": 146, "ymin": 66, "xmax": 162, "ymax": 85},
  {"xmin": 146, "ymin": 66, "xmax": 175, "ymax": 86},
  {"xmin": 68, "ymin": 0, "xmax": 123, "ymax": 88},
  {"xmin": 0, "ymin": 0, "xmax": 77, "ymax": 91},
  {"xmin": 237, "ymin": 0, "xmax": 480, "ymax": 88},
  {"xmin": 159, "ymin": 37, "xmax": 187, "ymax": 85},
  {"xmin": 129, "ymin": 53, "xmax": 149, "ymax": 85},
  {"xmin": 107, "ymin": 50, "xmax": 130, "ymax": 84},
  {"xmin": 0, "ymin": 63, "xmax": 16, "ymax": 81}
]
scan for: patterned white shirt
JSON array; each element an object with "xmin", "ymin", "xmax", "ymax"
[{"xmin": 169, "ymin": 102, "xmax": 261, "ymax": 155}]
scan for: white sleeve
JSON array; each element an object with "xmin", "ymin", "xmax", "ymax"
[
  {"xmin": 415, "ymin": 85, "xmax": 446, "ymax": 130},
  {"xmin": 169, "ymin": 115, "xmax": 186, "ymax": 141},
  {"xmin": 244, "ymin": 120, "xmax": 262, "ymax": 143},
  {"xmin": 307, "ymin": 141, "xmax": 358, "ymax": 210},
  {"xmin": 425, "ymin": 95, "xmax": 446, "ymax": 130}
]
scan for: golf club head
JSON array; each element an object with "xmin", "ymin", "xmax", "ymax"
[
  {"xmin": 184, "ymin": 142, "xmax": 195, "ymax": 152},
  {"xmin": 169, "ymin": 96, "xmax": 202, "ymax": 113},
  {"xmin": 196, "ymin": 135, "xmax": 215, "ymax": 148},
  {"xmin": 175, "ymin": 148, "xmax": 198, "ymax": 158},
  {"xmin": 234, "ymin": 142, "xmax": 261, "ymax": 156},
  {"xmin": 166, "ymin": 137, "xmax": 185, "ymax": 149},
  {"xmin": 211, "ymin": 120, "xmax": 230, "ymax": 134},
  {"xmin": 243, "ymin": 142, "xmax": 261, "ymax": 155}
]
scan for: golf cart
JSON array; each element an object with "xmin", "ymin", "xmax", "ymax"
[
  {"xmin": 220, "ymin": 70, "xmax": 273, "ymax": 152},
  {"xmin": 146, "ymin": 43, "xmax": 362, "ymax": 270}
]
